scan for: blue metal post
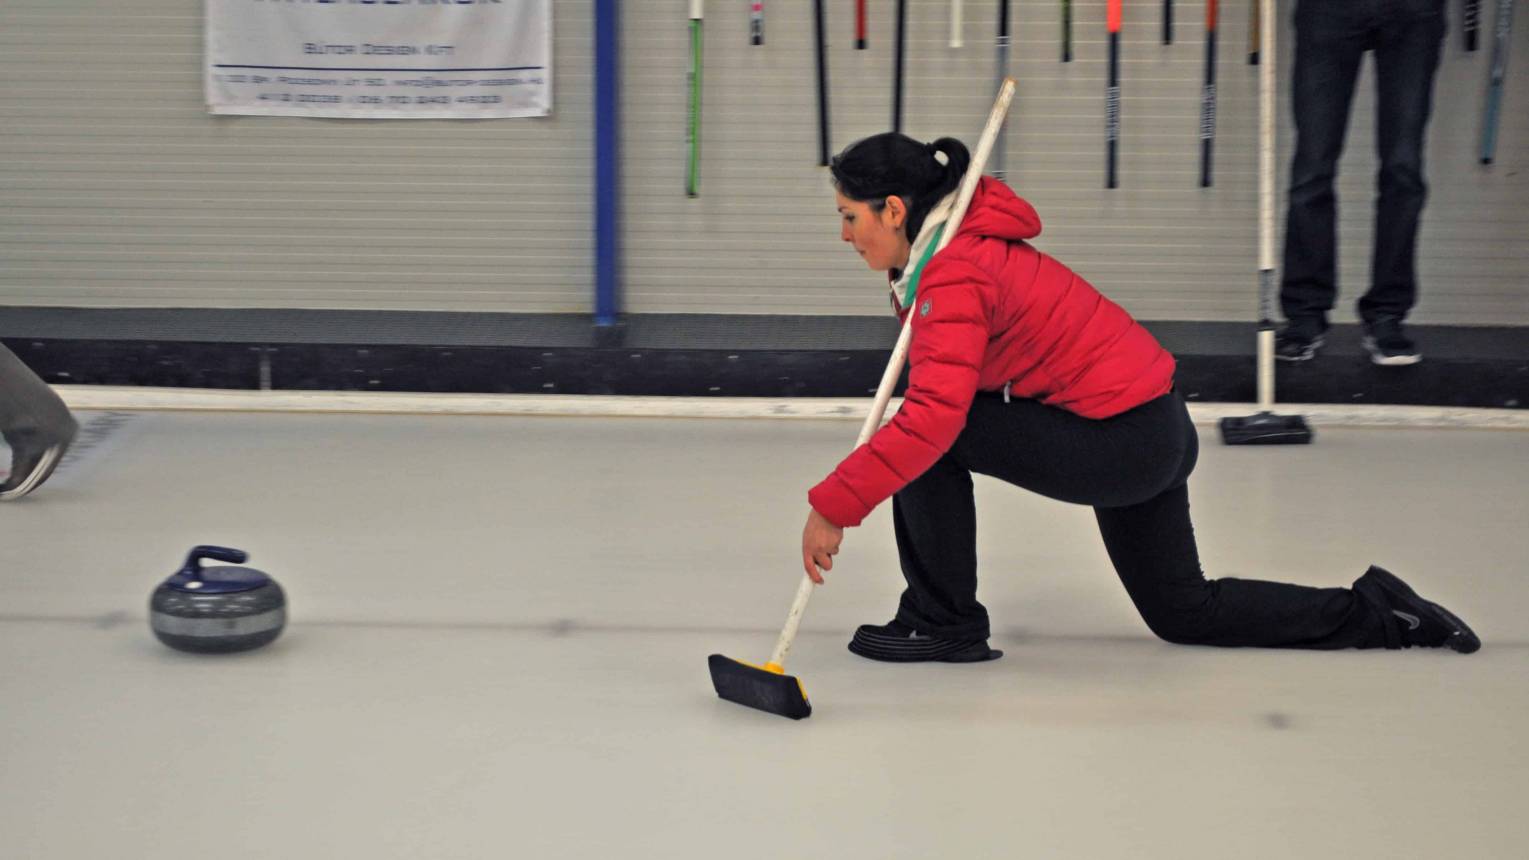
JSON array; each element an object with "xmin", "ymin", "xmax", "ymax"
[{"xmin": 594, "ymin": 0, "xmax": 621, "ymax": 325}]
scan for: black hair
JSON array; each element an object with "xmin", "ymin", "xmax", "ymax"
[{"xmin": 829, "ymin": 133, "xmax": 972, "ymax": 243}]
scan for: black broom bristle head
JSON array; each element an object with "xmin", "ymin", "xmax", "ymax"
[
  {"xmin": 707, "ymin": 654, "xmax": 812, "ymax": 720},
  {"xmin": 1219, "ymin": 412, "xmax": 1313, "ymax": 445}
]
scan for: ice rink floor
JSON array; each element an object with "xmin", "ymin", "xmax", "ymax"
[{"xmin": 3, "ymin": 408, "xmax": 1527, "ymax": 859}]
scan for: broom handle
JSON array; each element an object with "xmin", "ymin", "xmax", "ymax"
[
  {"xmin": 1256, "ymin": 0, "xmax": 1276, "ymax": 411},
  {"xmin": 686, "ymin": 0, "xmax": 704, "ymax": 197},
  {"xmin": 769, "ymin": 78, "xmax": 1020, "ymax": 670}
]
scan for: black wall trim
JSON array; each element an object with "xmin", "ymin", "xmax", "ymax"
[{"xmin": 2, "ymin": 308, "xmax": 1524, "ymax": 408}]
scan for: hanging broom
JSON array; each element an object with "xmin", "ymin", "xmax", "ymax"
[{"xmin": 1219, "ymin": 0, "xmax": 1312, "ymax": 445}]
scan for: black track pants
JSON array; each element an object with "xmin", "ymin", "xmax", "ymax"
[{"xmin": 890, "ymin": 391, "xmax": 1388, "ymax": 649}]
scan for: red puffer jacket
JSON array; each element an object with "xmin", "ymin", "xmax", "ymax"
[{"xmin": 808, "ymin": 177, "xmax": 1176, "ymax": 528}]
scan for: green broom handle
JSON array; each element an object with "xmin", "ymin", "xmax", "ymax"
[
  {"xmin": 768, "ymin": 78, "xmax": 1020, "ymax": 671},
  {"xmin": 685, "ymin": 1, "xmax": 703, "ymax": 197}
]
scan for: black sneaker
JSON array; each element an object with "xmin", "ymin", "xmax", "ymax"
[
  {"xmin": 1275, "ymin": 326, "xmax": 1325, "ymax": 362},
  {"xmin": 0, "ymin": 424, "xmax": 77, "ymax": 502},
  {"xmin": 848, "ymin": 619, "xmax": 1002, "ymax": 663},
  {"xmin": 1354, "ymin": 565, "xmax": 1480, "ymax": 654},
  {"xmin": 1361, "ymin": 320, "xmax": 1421, "ymax": 366}
]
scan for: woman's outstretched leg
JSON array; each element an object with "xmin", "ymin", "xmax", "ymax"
[{"xmin": 1095, "ymin": 482, "xmax": 1475, "ymax": 651}]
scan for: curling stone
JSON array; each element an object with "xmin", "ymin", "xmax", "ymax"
[{"xmin": 149, "ymin": 546, "xmax": 287, "ymax": 654}]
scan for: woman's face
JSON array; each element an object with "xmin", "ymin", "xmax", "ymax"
[{"xmin": 836, "ymin": 191, "xmax": 911, "ymax": 272}]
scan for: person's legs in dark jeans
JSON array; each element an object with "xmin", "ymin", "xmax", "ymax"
[
  {"xmin": 1280, "ymin": 1, "xmax": 1368, "ymax": 336},
  {"xmin": 1360, "ymin": 0, "xmax": 1445, "ymax": 330},
  {"xmin": 889, "ymin": 393, "xmax": 1392, "ymax": 649}
]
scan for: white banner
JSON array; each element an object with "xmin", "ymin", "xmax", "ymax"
[{"xmin": 205, "ymin": 0, "xmax": 551, "ymax": 119}]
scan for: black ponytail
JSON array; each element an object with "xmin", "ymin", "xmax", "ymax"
[{"xmin": 830, "ymin": 133, "xmax": 972, "ymax": 243}]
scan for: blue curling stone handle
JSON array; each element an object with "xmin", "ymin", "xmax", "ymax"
[{"xmin": 164, "ymin": 545, "xmax": 272, "ymax": 594}]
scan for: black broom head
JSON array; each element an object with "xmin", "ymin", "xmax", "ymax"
[
  {"xmin": 1219, "ymin": 412, "xmax": 1313, "ymax": 445},
  {"xmin": 708, "ymin": 654, "xmax": 812, "ymax": 720}
]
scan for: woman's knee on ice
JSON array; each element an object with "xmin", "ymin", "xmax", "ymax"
[{"xmin": 1135, "ymin": 596, "xmax": 1221, "ymax": 645}]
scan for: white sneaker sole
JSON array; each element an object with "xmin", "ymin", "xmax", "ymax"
[
  {"xmin": 0, "ymin": 443, "xmax": 63, "ymax": 501},
  {"xmin": 1362, "ymin": 337, "xmax": 1422, "ymax": 366}
]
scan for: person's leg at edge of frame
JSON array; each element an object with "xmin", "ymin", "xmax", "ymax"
[
  {"xmin": 0, "ymin": 344, "xmax": 79, "ymax": 501},
  {"xmin": 1278, "ymin": 0, "xmax": 1367, "ymax": 361}
]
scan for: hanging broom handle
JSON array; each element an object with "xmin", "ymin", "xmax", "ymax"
[
  {"xmin": 768, "ymin": 78, "xmax": 1020, "ymax": 670},
  {"xmin": 685, "ymin": 0, "xmax": 704, "ymax": 197}
]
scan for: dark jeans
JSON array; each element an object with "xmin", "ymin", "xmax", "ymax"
[
  {"xmin": 891, "ymin": 392, "xmax": 1389, "ymax": 649},
  {"xmin": 1280, "ymin": 0, "xmax": 1446, "ymax": 330}
]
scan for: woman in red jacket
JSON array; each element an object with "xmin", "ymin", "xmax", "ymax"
[{"xmin": 802, "ymin": 133, "xmax": 1479, "ymax": 662}]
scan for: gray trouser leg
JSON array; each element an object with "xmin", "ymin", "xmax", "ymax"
[{"xmin": 0, "ymin": 343, "xmax": 77, "ymax": 447}]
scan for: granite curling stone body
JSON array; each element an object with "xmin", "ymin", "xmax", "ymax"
[{"xmin": 150, "ymin": 546, "xmax": 287, "ymax": 654}]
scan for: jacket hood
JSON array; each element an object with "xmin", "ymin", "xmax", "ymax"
[
  {"xmin": 955, "ymin": 176, "xmax": 1042, "ymax": 242},
  {"xmin": 890, "ymin": 176, "xmax": 1042, "ymax": 309}
]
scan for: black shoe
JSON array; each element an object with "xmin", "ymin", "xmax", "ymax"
[
  {"xmin": 0, "ymin": 424, "xmax": 77, "ymax": 502},
  {"xmin": 1361, "ymin": 320, "xmax": 1421, "ymax": 366},
  {"xmin": 1354, "ymin": 565, "xmax": 1480, "ymax": 654},
  {"xmin": 1275, "ymin": 325, "xmax": 1325, "ymax": 362},
  {"xmin": 848, "ymin": 619, "xmax": 1003, "ymax": 663}
]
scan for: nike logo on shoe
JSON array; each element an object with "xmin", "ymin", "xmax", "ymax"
[
  {"xmin": 1392, "ymin": 610, "xmax": 1422, "ymax": 631},
  {"xmin": 907, "ymin": 631, "xmax": 931, "ymax": 641}
]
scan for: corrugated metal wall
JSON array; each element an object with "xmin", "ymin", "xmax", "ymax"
[
  {"xmin": 1, "ymin": 1, "xmax": 1525, "ymax": 323},
  {"xmin": 0, "ymin": 0, "xmax": 592, "ymax": 311}
]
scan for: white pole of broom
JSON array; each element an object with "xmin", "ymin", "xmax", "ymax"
[
  {"xmin": 1255, "ymin": 0, "xmax": 1276, "ymax": 412},
  {"xmin": 765, "ymin": 77, "xmax": 1020, "ymax": 672}
]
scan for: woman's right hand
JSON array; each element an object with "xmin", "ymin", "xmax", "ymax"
[{"xmin": 801, "ymin": 508, "xmax": 844, "ymax": 585}]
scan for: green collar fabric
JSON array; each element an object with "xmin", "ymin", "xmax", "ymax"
[{"xmin": 888, "ymin": 191, "xmax": 957, "ymax": 312}]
